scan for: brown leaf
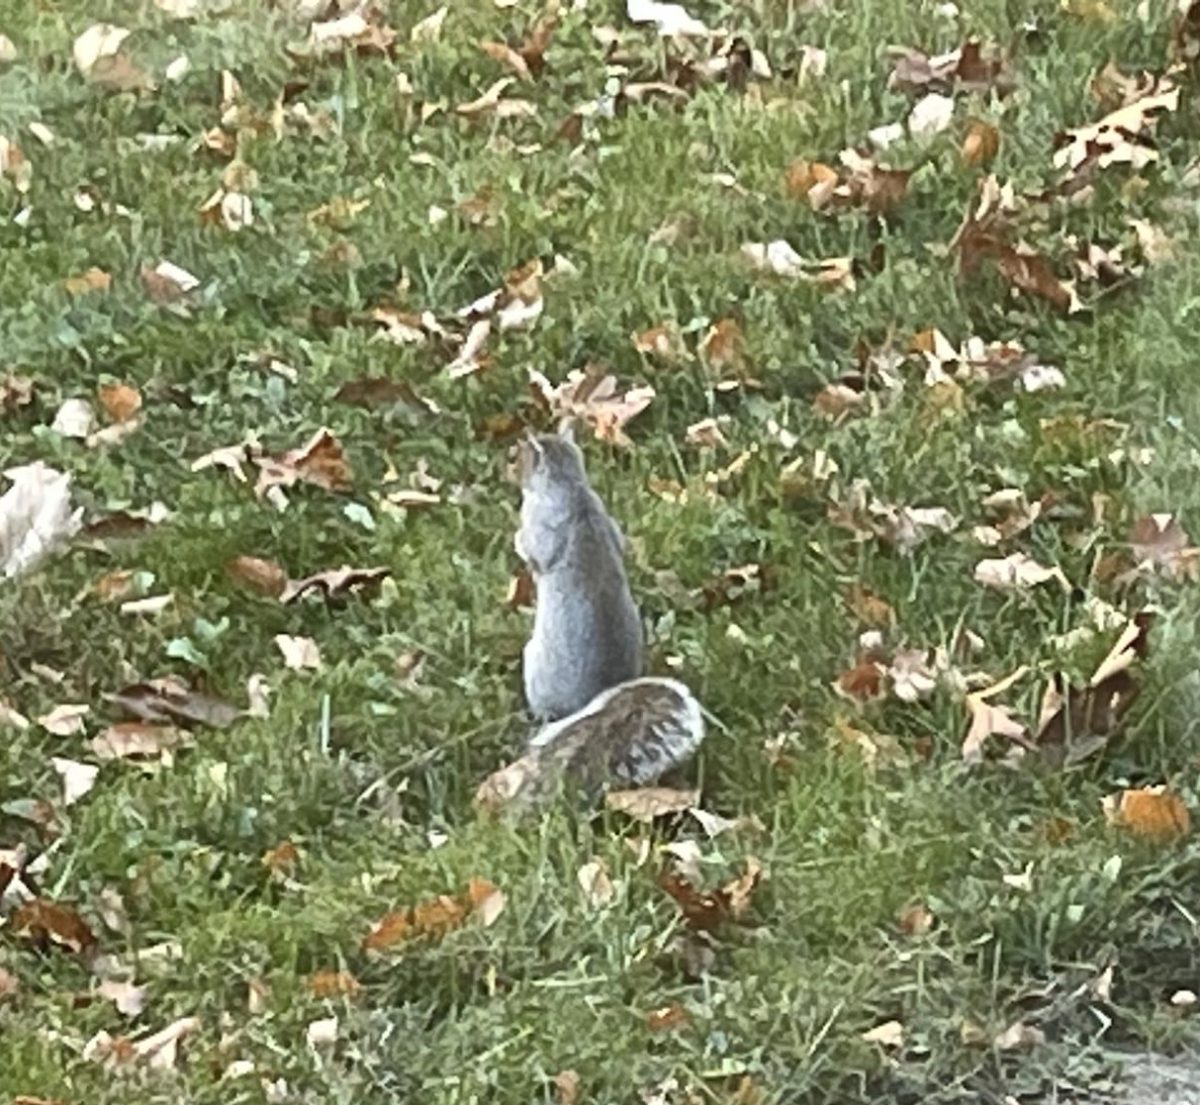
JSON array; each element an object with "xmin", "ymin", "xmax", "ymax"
[
  {"xmin": 961, "ymin": 118, "xmax": 999, "ymax": 166},
  {"xmin": 106, "ymin": 676, "xmax": 240, "ymax": 729},
  {"xmin": 657, "ymin": 855, "xmax": 763, "ymax": 932},
  {"xmin": 961, "ymin": 666, "xmax": 1029, "ymax": 764},
  {"xmin": 833, "ymin": 658, "xmax": 885, "ymax": 702},
  {"xmin": 888, "ymin": 40, "xmax": 1014, "ymax": 96},
  {"xmin": 783, "ymin": 159, "xmax": 838, "ymax": 208},
  {"xmin": 529, "ymin": 366, "xmax": 655, "ymax": 448},
  {"xmin": 280, "ymin": 565, "xmax": 390, "ymax": 604},
  {"xmin": 898, "ymin": 902, "xmax": 935, "ymax": 935},
  {"xmin": 307, "ymin": 970, "xmax": 362, "ymax": 999},
  {"xmin": 333, "ymin": 376, "xmax": 437, "ymax": 412},
  {"xmin": 1103, "ymin": 786, "xmax": 1191, "ymax": 840},
  {"xmin": 605, "ymin": 786, "xmax": 700, "ymax": 822},
  {"xmin": 632, "ymin": 323, "xmax": 691, "ymax": 364},
  {"xmin": 1053, "ymin": 85, "xmax": 1179, "ymax": 180},
  {"xmin": 1129, "ymin": 514, "xmax": 1199, "ymax": 580},
  {"xmin": 253, "ymin": 428, "xmax": 352, "ymax": 500},
  {"xmin": 11, "ymin": 898, "xmax": 97, "ymax": 954},
  {"xmin": 261, "ymin": 840, "xmax": 298, "ymax": 874},
  {"xmin": 226, "ymin": 555, "xmax": 287, "ymax": 598},
  {"xmin": 646, "ymin": 1003, "xmax": 689, "ymax": 1032},
  {"xmin": 362, "ymin": 879, "xmax": 501, "ymax": 951},
  {"xmin": 91, "ymin": 721, "xmax": 188, "ymax": 761},
  {"xmin": 1036, "ymin": 613, "xmax": 1151, "ymax": 765},
  {"xmin": 844, "ymin": 584, "xmax": 895, "ymax": 628},
  {"xmin": 96, "ymin": 383, "xmax": 141, "ymax": 423},
  {"xmin": 479, "ymin": 40, "xmax": 532, "ymax": 82},
  {"xmin": 0, "ymin": 967, "xmax": 19, "ymax": 1002},
  {"xmin": 698, "ymin": 318, "xmax": 748, "ymax": 377},
  {"xmin": 64, "ymin": 267, "xmax": 112, "ymax": 296}
]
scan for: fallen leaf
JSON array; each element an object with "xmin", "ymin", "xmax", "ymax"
[
  {"xmin": 862, "ymin": 1020, "xmax": 904, "ymax": 1048},
  {"xmin": 410, "ymin": 5, "xmax": 448, "ymax": 44},
  {"xmin": 479, "ymin": 40, "xmax": 532, "ymax": 82},
  {"xmin": 37, "ymin": 703, "xmax": 90, "ymax": 736},
  {"xmin": 226, "ymin": 555, "xmax": 287, "ymax": 597},
  {"xmin": 280, "ymin": 565, "xmax": 390, "ymax": 604},
  {"xmin": 961, "ymin": 118, "xmax": 999, "ymax": 166},
  {"xmin": 466, "ymin": 876, "xmax": 506, "ymax": 927},
  {"xmin": 897, "ymin": 902, "xmax": 935, "ymax": 935},
  {"xmin": 132, "ymin": 1016, "xmax": 200, "ymax": 1068},
  {"xmin": 973, "ymin": 553, "xmax": 1069, "ymax": 591},
  {"xmin": 307, "ymin": 971, "xmax": 362, "ymax": 999},
  {"xmin": 961, "ymin": 666, "xmax": 1029, "ymax": 763},
  {"xmin": 994, "ymin": 1021, "xmax": 1045, "ymax": 1051},
  {"xmin": 333, "ymin": 376, "xmax": 438, "ymax": 412},
  {"xmin": 1129, "ymin": 514, "xmax": 1198, "ymax": 580},
  {"xmin": 106, "ymin": 676, "xmax": 239, "ymax": 729},
  {"xmin": 50, "ymin": 757, "xmax": 99, "ymax": 806},
  {"xmin": 552, "ymin": 1070, "xmax": 581, "ymax": 1105},
  {"xmin": 626, "ymin": 0, "xmax": 709, "ymax": 37},
  {"xmin": 274, "ymin": 635, "xmax": 321, "ymax": 671},
  {"xmin": 254, "ymin": 428, "xmax": 352, "ymax": 502},
  {"xmin": 98, "ymin": 978, "xmax": 147, "ymax": 1017},
  {"xmin": 529, "ymin": 366, "xmax": 655, "ymax": 447},
  {"xmin": 72, "ymin": 23, "xmax": 130, "ymax": 75},
  {"xmin": 741, "ymin": 242, "xmax": 856, "ymax": 289},
  {"xmin": 577, "ymin": 859, "xmax": 615, "ymax": 908},
  {"xmin": 0, "ymin": 463, "xmax": 82, "ymax": 579},
  {"xmin": 1053, "ymin": 85, "xmax": 1179, "ymax": 180},
  {"xmin": 50, "ymin": 398, "xmax": 95, "ymax": 439},
  {"xmin": 141, "ymin": 260, "xmax": 199, "ymax": 303},
  {"xmin": 605, "ymin": 786, "xmax": 700, "ymax": 822},
  {"xmin": 261, "ymin": 840, "xmax": 298, "ymax": 874},
  {"xmin": 1, "ymin": 373, "xmax": 34, "ymax": 413},
  {"xmin": 64, "ymin": 267, "xmax": 112, "ymax": 296},
  {"xmin": 908, "ymin": 92, "xmax": 955, "ymax": 138},
  {"xmin": 11, "ymin": 898, "xmax": 97, "ymax": 954},
  {"xmin": 646, "ymin": 1003, "xmax": 689, "ymax": 1031},
  {"xmin": 833, "ymin": 658, "xmax": 885, "ymax": 702},
  {"xmin": 306, "ymin": 1015, "xmax": 338, "ymax": 1049},
  {"xmin": 96, "ymin": 383, "xmax": 142, "ymax": 424}
]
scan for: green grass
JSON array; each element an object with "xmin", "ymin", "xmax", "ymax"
[{"xmin": 3, "ymin": 0, "xmax": 1200, "ymax": 1101}]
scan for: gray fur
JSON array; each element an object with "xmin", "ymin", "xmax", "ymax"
[
  {"xmin": 475, "ymin": 677, "xmax": 706, "ymax": 814},
  {"xmin": 517, "ymin": 432, "xmax": 644, "ymax": 722}
]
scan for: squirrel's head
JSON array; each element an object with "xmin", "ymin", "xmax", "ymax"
[{"xmin": 517, "ymin": 426, "xmax": 587, "ymax": 491}]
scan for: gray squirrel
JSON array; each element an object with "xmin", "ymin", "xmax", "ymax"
[
  {"xmin": 516, "ymin": 429, "xmax": 644, "ymax": 721},
  {"xmin": 477, "ymin": 428, "xmax": 706, "ymax": 814},
  {"xmin": 476, "ymin": 677, "xmax": 705, "ymax": 813}
]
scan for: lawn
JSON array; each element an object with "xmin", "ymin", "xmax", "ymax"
[{"xmin": 3, "ymin": 0, "xmax": 1200, "ymax": 1102}]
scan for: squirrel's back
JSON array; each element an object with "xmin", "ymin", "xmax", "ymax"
[{"xmin": 476, "ymin": 678, "xmax": 705, "ymax": 813}]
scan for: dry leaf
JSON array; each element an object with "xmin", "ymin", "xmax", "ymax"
[
  {"xmin": 626, "ymin": 0, "xmax": 709, "ymax": 36},
  {"xmin": 50, "ymin": 757, "xmax": 99, "ymax": 806},
  {"xmin": 909, "ymin": 92, "xmax": 955, "ymax": 138},
  {"xmin": 307, "ymin": 971, "xmax": 362, "ymax": 999},
  {"xmin": 1, "ymin": 463, "xmax": 82, "ymax": 580},
  {"xmin": 961, "ymin": 118, "xmax": 999, "ymax": 166},
  {"xmin": 862, "ymin": 1020, "xmax": 904, "ymax": 1048},
  {"xmin": 994, "ymin": 1021, "xmax": 1044, "ymax": 1052},
  {"xmin": 51, "ymin": 397, "xmax": 95, "ymax": 439},
  {"xmin": 466, "ymin": 876, "xmax": 506, "ymax": 927},
  {"xmin": 961, "ymin": 666, "xmax": 1029, "ymax": 763},
  {"xmin": 605, "ymin": 786, "xmax": 700, "ymax": 822},
  {"xmin": 73, "ymin": 24, "xmax": 130, "ymax": 75},
  {"xmin": 1104, "ymin": 785, "xmax": 1191, "ymax": 840},
  {"xmin": 552, "ymin": 1070, "xmax": 581, "ymax": 1105},
  {"xmin": 64, "ymin": 267, "xmax": 112, "ymax": 296},
  {"xmin": 833, "ymin": 658, "xmax": 885, "ymax": 702},
  {"xmin": 274, "ymin": 635, "xmax": 321, "ymax": 671},
  {"xmin": 97, "ymin": 383, "xmax": 142, "ymax": 424},
  {"xmin": 897, "ymin": 902, "xmax": 935, "ymax": 935},
  {"xmin": 1129, "ymin": 514, "xmax": 1198, "ymax": 580},
  {"xmin": 37, "ymin": 703, "xmax": 90, "ymax": 736},
  {"xmin": 91, "ymin": 722, "xmax": 188, "ymax": 762},
  {"xmin": 141, "ymin": 260, "xmax": 199, "ymax": 303},
  {"xmin": 741, "ymin": 241, "xmax": 856, "ymax": 289},
  {"xmin": 98, "ymin": 978, "xmax": 147, "ymax": 1017},
  {"xmin": 974, "ymin": 553, "xmax": 1069, "ymax": 592},
  {"xmin": 106, "ymin": 676, "xmax": 239, "ymax": 729},
  {"xmin": 479, "ymin": 40, "xmax": 532, "ymax": 82},
  {"xmin": 11, "ymin": 898, "xmax": 97, "ymax": 954},
  {"xmin": 254, "ymin": 428, "xmax": 353, "ymax": 501},
  {"xmin": 227, "ymin": 555, "xmax": 287, "ymax": 597},
  {"xmin": 529, "ymin": 367, "xmax": 655, "ymax": 447},
  {"xmin": 577, "ymin": 859, "xmax": 615, "ymax": 908},
  {"xmin": 1053, "ymin": 86, "xmax": 1179, "ymax": 178},
  {"xmin": 280, "ymin": 565, "xmax": 390, "ymax": 604},
  {"xmin": 646, "ymin": 1003, "xmax": 689, "ymax": 1032}
]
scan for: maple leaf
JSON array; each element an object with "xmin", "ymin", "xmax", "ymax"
[{"xmin": 961, "ymin": 667, "xmax": 1029, "ymax": 764}]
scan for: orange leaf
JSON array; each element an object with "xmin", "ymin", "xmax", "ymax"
[
  {"xmin": 646, "ymin": 1003, "xmax": 690, "ymax": 1032},
  {"xmin": 261, "ymin": 840, "xmax": 299, "ymax": 873},
  {"xmin": 97, "ymin": 382, "xmax": 142, "ymax": 423},
  {"xmin": 64, "ymin": 267, "xmax": 112, "ymax": 296},
  {"xmin": 307, "ymin": 970, "xmax": 362, "ymax": 999},
  {"xmin": 961, "ymin": 118, "xmax": 1000, "ymax": 166},
  {"xmin": 1103, "ymin": 786, "xmax": 1191, "ymax": 840}
]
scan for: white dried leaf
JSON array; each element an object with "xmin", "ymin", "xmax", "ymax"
[
  {"xmin": 274, "ymin": 634, "xmax": 322, "ymax": 671},
  {"xmin": 577, "ymin": 859, "xmax": 615, "ymax": 908},
  {"xmin": 98, "ymin": 978, "xmax": 148, "ymax": 1017},
  {"xmin": 73, "ymin": 24, "xmax": 131, "ymax": 76},
  {"xmin": 0, "ymin": 34, "xmax": 16, "ymax": 63},
  {"xmin": 973, "ymin": 553, "xmax": 1068, "ymax": 592},
  {"xmin": 410, "ymin": 6, "xmax": 448, "ymax": 43},
  {"xmin": 0, "ymin": 463, "xmax": 82, "ymax": 579},
  {"xmin": 51, "ymin": 398, "xmax": 96, "ymax": 439},
  {"xmin": 306, "ymin": 1015, "xmax": 338, "ymax": 1048},
  {"xmin": 908, "ymin": 92, "xmax": 955, "ymax": 138},
  {"xmin": 37, "ymin": 703, "xmax": 90, "ymax": 736},
  {"xmin": 51, "ymin": 756, "xmax": 100, "ymax": 806},
  {"xmin": 626, "ymin": 0, "xmax": 710, "ymax": 35}
]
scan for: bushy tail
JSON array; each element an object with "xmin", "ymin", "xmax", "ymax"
[{"xmin": 476, "ymin": 678, "xmax": 706, "ymax": 815}]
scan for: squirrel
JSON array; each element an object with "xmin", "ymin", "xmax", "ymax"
[
  {"xmin": 475, "ymin": 677, "xmax": 705, "ymax": 814},
  {"xmin": 515, "ymin": 429, "xmax": 644, "ymax": 722}
]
